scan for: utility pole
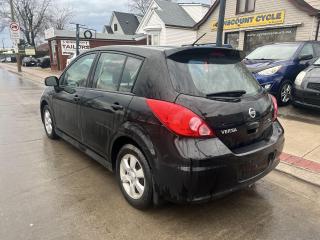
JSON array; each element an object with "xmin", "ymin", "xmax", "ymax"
[
  {"xmin": 76, "ymin": 24, "xmax": 80, "ymax": 56},
  {"xmin": 9, "ymin": 0, "xmax": 21, "ymax": 72},
  {"xmin": 216, "ymin": 0, "xmax": 226, "ymax": 47}
]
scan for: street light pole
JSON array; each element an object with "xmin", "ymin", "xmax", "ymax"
[
  {"xmin": 216, "ymin": 0, "xmax": 226, "ymax": 47},
  {"xmin": 9, "ymin": 0, "xmax": 21, "ymax": 72}
]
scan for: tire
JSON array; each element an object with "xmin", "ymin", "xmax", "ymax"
[
  {"xmin": 42, "ymin": 105, "xmax": 58, "ymax": 139},
  {"xmin": 116, "ymin": 144, "xmax": 153, "ymax": 209},
  {"xmin": 277, "ymin": 81, "xmax": 293, "ymax": 106}
]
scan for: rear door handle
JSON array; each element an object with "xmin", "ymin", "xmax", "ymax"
[{"xmin": 111, "ymin": 103, "xmax": 124, "ymax": 111}]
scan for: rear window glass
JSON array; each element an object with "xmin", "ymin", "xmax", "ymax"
[{"xmin": 167, "ymin": 50, "xmax": 261, "ymax": 97}]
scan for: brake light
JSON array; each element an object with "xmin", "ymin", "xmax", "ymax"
[
  {"xmin": 146, "ymin": 99, "xmax": 215, "ymax": 137},
  {"xmin": 270, "ymin": 95, "xmax": 278, "ymax": 121}
]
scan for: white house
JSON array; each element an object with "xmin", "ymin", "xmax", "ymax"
[
  {"xmin": 136, "ymin": 0, "xmax": 210, "ymax": 46},
  {"xmin": 103, "ymin": 11, "xmax": 142, "ymax": 35}
]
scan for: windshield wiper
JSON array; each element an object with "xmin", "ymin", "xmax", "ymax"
[{"xmin": 206, "ymin": 90, "xmax": 246, "ymax": 98}]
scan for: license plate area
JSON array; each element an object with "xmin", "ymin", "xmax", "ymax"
[{"xmin": 238, "ymin": 157, "xmax": 269, "ymax": 181}]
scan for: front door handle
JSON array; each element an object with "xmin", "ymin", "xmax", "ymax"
[
  {"xmin": 73, "ymin": 95, "xmax": 80, "ymax": 103},
  {"xmin": 111, "ymin": 103, "xmax": 124, "ymax": 111}
]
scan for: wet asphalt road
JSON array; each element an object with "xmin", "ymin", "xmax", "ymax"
[{"xmin": 0, "ymin": 67, "xmax": 320, "ymax": 240}]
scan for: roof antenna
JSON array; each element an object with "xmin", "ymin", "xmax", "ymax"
[{"xmin": 191, "ymin": 33, "xmax": 206, "ymax": 46}]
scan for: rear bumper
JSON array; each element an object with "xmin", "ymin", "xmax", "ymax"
[{"xmin": 153, "ymin": 121, "xmax": 284, "ymax": 203}]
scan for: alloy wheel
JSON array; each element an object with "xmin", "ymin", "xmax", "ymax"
[
  {"xmin": 44, "ymin": 109, "xmax": 53, "ymax": 135},
  {"xmin": 119, "ymin": 154, "xmax": 145, "ymax": 200}
]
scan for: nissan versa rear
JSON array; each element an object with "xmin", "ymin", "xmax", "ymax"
[{"xmin": 40, "ymin": 46, "xmax": 284, "ymax": 209}]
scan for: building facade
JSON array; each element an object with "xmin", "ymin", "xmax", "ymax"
[
  {"xmin": 45, "ymin": 28, "xmax": 146, "ymax": 71},
  {"xmin": 136, "ymin": 0, "xmax": 209, "ymax": 46},
  {"xmin": 195, "ymin": 0, "xmax": 320, "ymax": 53}
]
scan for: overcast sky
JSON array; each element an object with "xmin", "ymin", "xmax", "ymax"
[{"xmin": 1, "ymin": 0, "xmax": 211, "ymax": 48}]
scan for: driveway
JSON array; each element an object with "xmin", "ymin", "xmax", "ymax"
[{"xmin": 0, "ymin": 67, "xmax": 320, "ymax": 240}]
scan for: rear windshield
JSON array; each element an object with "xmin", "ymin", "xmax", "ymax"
[{"xmin": 167, "ymin": 50, "xmax": 261, "ymax": 97}]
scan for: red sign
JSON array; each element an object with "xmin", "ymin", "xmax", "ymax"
[
  {"xmin": 10, "ymin": 22, "xmax": 20, "ymax": 40},
  {"xmin": 10, "ymin": 22, "xmax": 20, "ymax": 32}
]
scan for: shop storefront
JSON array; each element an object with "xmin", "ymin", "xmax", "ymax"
[
  {"xmin": 44, "ymin": 28, "xmax": 146, "ymax": 71},
  {"xmin": 195, "ymin": 0, "xmax": 320, "ymax": 54}
]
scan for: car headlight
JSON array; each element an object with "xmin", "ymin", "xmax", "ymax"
[
  {"xmin": 295, "ymin": 71, "xmax": 306, "ymax": 87},
  {"xmin": 258, "ymin": 66, "xmax": 282, "ymax": 76},
  {"xmin": 263, "ymin": 84, "xmax": 272, "ymax": 90}
]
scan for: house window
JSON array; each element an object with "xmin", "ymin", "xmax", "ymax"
[
  {"xmin": 236, "ymin": 0, "xmax": 256, "ymax": 14},
  {"xmin": 147, "ymin": 33, "xmax": 160, "ymax": 46},
  {"xmin": 114, "ymin": 24, "xmax": 118, "ymax": 32}
]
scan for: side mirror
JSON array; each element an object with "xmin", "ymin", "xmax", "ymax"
[
  {"xmin": 298, "ymin": 54, "xmax": 313, "ymax": 61},
  {"xmin": 45, "ymin": 76, "xmax": 59, "ymax": 87}
]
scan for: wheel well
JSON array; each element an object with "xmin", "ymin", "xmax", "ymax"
[
  {"xmin": 40, "ymin": 100, "xmax": 48, "ymax": 122},
  {"xmin": 111, "ymin": 136, "xmax": 140, "ymax": 171}
]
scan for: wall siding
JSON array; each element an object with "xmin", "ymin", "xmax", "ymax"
[
  {"xmin": 197, "ymin": 0, "xmax": 318, "ymax": 46},
  {"xmin": 111, "ymin": 16, "xmax": 124, "ymax": 35},
  {"xmin": 180, "ymin": 5, "xmax": 209, "ymax": 23},
  {"xmin": 165, "ymin": 28, "xmax": 197, "ymax": 45}
]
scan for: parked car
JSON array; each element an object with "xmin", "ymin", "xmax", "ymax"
[
  {"xmin": 40, "ymin": 46, "xmax": 284, "ymax": 209},
  {"xmin": 243, "ymin": 41, "xmax": 320, "ymax": 105},
  {"xmin": 293, "ymin": 57, "xmax": 320, "ymax": 110},
  {"xmin": 4, "ymin": 56, "xmax": 17, "ymax": 63},
  {"xmin": 37, "ymin": 56, "xmax": 51, "ymax": 68},
  {"xmin": 22, "ymin": 57, "xmax": 37, "ymax": 67}
]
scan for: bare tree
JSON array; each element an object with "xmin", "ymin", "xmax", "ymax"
[
  {"xmin": 49, "ymin": 5, "xmax": 73, "ymax": 30},
  {"xmin": 129, "ymin": 0, "xmax": 173, "ymax": 16},
  {"xmin": 128, "ymin": 0, "xmax": 152, "ymax": 16},
  {"xmin": 0, "ymin": 0, "xmax": 51, "ymax": 46}
]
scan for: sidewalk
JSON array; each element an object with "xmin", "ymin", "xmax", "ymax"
[
  {"xmin": 0, "ymin": 63, "xmax": 62, "ymax": 85},
  {"xmin": 1, "ymin": 63, "xmax": 319, "ymax": 186},
  {"xmin": 278, "ymin": 118, "xmax": 320, "ymax": 186}
]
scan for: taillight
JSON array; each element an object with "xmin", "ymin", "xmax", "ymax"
[
  {"xmin": 270, "ymin": 95, "xmax": 278, "ymax": 121},
  {"xmin": 146, "ymin": 99, "xmax": 215, "ymax": 138}
]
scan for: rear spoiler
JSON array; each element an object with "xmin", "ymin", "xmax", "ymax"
[{"xmin": 164, "ymin": 47, "xmax": 241, "ymax": 60}]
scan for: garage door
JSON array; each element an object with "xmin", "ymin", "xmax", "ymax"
[{"xmin": 244, "ymin": 27, "xmax": 297, "ymax": 54}]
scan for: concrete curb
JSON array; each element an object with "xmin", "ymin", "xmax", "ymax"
[
  {"xmin": 276, "ymin": 152, "xmax": 320, "ymax": 187},
  {"xmin": 276, "ymin": 162, "xmax": 320, "ymax": 187}
]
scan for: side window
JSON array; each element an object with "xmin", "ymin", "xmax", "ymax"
[
  {"xmin": 299, "ymin": 44, "xmax": 314, "ymax": 57},
  {"xmin": 94, "ymin": 53, "xmax": 126, "ymax": 91},
  {"xmin": 119, "ymin": 57, "xmax": 143, "ymax": 93},
  {"xmin": 62, "ymin": 53, "xmax": 96, "ymax": 87},
  {"xmin": 313, "ymin": 44, "xmax": 320, "ymax": 57}
]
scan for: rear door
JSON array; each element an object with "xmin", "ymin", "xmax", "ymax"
[
  {"xmin": 81, "ymin": 52, "xmax": 143, "ymax": 157},
  {"xmin": 167, "ymin": 48, "xmax": 273, "ymax": 150},
  {"xmin": 52, "ymin": 53, "xmax": 96, "ymax": 141}
]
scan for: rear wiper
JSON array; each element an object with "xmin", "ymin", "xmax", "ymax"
[{"xmin": 206, "ymin": 90, "xmax": 246, "ymax": 98}]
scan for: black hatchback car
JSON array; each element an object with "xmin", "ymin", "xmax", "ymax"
[
  {"xmin": 293, "ymin": 57, "xmax": 320, "ymax": 110},
  {"xmin": 40, "ymin": 46, "xmax": 284, "ymax": 209}
]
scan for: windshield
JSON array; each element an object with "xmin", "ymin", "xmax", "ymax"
[
  {"xmin": 167, "ymin": 51, "xmax": 261, "ymax": 97},
  {"xmin": 246, "ymin": 44, "xmax": 300, "ymax": 60}
]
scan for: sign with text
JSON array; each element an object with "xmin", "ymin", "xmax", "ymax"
[
  {"xmin": 211, "ymin": 10, "xmax": 285, "ymax": 31},
  {"xmin": 61, "ymin": 40, "xmax": 90, "ymax": 55},
  {"xmin": 25, "ymin": 47, "xmax": 36, "ymax": 56},
  {"xmin": 10, "ymin": 22, "xmax": 20, "ymax": 40}
]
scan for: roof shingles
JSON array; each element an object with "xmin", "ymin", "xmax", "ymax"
[
  {"xmin": 113, "ymin": 11, "xmax": 140, "ymax": 35},
  {"xmin": 154, "ymin": 0, "xmax": 196, "ymax": 28}
]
